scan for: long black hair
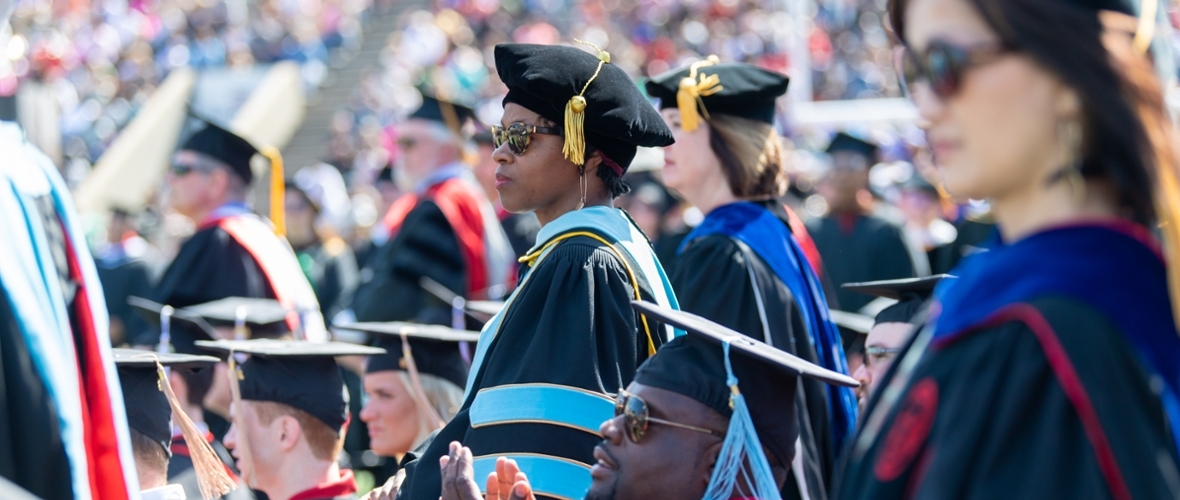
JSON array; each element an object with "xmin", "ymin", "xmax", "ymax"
[{"xmin": 889, "ymin": 0, "xmax": 1159, "ymax": 225}]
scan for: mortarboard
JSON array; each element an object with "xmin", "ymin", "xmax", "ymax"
[
  {"xmin": 334, "ymin": 321, "xmax": 477, "ymax": 389},
  {"xmin": 843, "ymin": 275, "xmax": 954, "ymax": 325},
  {"xmin": 409, "ymin": 94, "xmax": 477, "ymax": 137},
  {"xmin": 127, "ymin": 296, "xmax": 222, "ymax": 355},
  {"xmin": 829, "ymin": 309, "xmax": 874, "ymax": 335},
  {"xmin": 494, "ymin": 42, "xmax": 674, "ymax": 172},
  {"xmin": 181, "ymin": 297, "xmax": 293, "ymax": 340},
  {"xmin": 181, "ymin": 112, "xmax": 290, "ymax": 237},
  {"xmin": 112, "ymin": 348, "xmax": 236, "ymax": 498},
  {"xmin": 114, "ymin": 349, "xmax": 219, "ymax": 454},
  {"xmin": 645, "ymin": 59, "xmax": 789, "ymax": 132},
  {"xmin": 826, "ymin": 132, "xmax": 879, "ymax": 162},
  {"xmin": 194, "ymin": 339, "xmax": 384, "ymax": 431},
  {"xmin": 630, "ymin": 301, "xmax": 856, "ymax": 498},
  {"xmin": 180, "ymin": 120, "xmax": 259, "ymax": 185}
]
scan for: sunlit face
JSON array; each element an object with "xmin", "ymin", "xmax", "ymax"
[
  {"xmin": 223, "ymin": 401, "xmax": 283, "ymax": 490},
  {"xmin": 396, "ymin": 119, "xmax": 450, "ymax": 189},
  {"xmin": 851, "ymin": 322, "xmax": 914, "ymax": 406},
  {"xmin": 659, "ymin": 108, "xmax": 730, "ymax": 209},
  {"xmin": 284, "ymin": 190, "xmax": 317, "ymax": 248},
  {"xmin": 203, "ymin": 362, "xmax": 232, "ymax": 419},
  {"xmin": 359, "ymin": 371, "xmax": 420, "ymax": 456},
  {"xmin": 166, "ymin": 150, "xmax": 223, "ymax": 220},
  {"xmin": 492, "ymin": 103, "xmax": 581, "ymax": 214},
  {"xmin": 905, "ymin": 0, "xmax": 1074, "ymax": 202}
]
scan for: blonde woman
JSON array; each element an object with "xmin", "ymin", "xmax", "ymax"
[
  {"xmin": 359, "ymin": 328, "xmax": 468, "ymax": 459},
  {"xmin": 646, "ymin": 61, "xmax": 855, "ymax": 500}
]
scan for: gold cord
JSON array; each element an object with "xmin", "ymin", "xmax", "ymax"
[
  {"xmin": 676, "ymin": 55, "xmax": 723, "ymax": 132},
  {"xmin": 563, "ymin": 40, "xmax": 611, "ymax": 166},
  {"xmin": 259, "ymin": 146, "xmax": 285, "ymax": 237}
]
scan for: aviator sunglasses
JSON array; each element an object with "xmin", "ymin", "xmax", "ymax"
[
  {"xmin": 899, "ymin": 39, "xmax": 1011, "ymax": 99},
  {"xmin": 492, "ymin": 122, "xmax": 563, "ymax": 156},
  {"xmin": 615, "ymin": 390, "xmax": 725, "ymax": 444}
]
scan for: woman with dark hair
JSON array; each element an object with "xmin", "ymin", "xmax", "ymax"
[
  {"xmin": 646, "ymin": 60, "xmax": 856, "ymax": 500},
  {"xmin": 835, "ymin": 0, "xmax": 1180, "ymax": 497}
]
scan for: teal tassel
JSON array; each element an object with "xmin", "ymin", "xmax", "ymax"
[{"xmin": 702, "ymin": 341, "xmax": 782, "ymax": 500}]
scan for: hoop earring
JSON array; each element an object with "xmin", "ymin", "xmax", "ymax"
[{"xmin": 576, "ymin": 166, "xmax": 587, "ymax": 211}]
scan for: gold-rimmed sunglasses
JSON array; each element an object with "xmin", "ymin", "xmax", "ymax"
[
  {"xmin": 614, "ymin": 389, "xmax": 726, "ymax": 444},
  {"xmin": 491, "ymin": 122, "xmax": 563, "ymax": 156}
]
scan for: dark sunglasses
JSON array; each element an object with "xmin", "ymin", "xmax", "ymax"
[
  {"xmin": 899, "ymin": 40, "xmax": 1010, "ymax": 100},
  {"xmin": 614, "ymin": 390, "xmax": 725, "ymax": 444},
  {"xmin": 492, "ymin": 122, "xmax": 562, "ymax": 156},
  {"xmin": 171, "ymin": 163, "xmax": 200, "ymax": 177}
]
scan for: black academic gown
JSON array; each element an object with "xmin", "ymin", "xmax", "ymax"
[
  {"xmin": 95, "ymin": 250, "xmax": 155, "ymax": 346},
  {"xmin": 351, "ymin": 201, "xmax": 464, "ymax": 325},
  {"xmin": 144, "ymin": 224, "xmax": 276, "ymax": 347},
  {"xmin": 0, "ymin": 285, "xmax": 73, "ymax": 500},
  {"xmin": 807, "ymin": 212, "xmax": 916, "ymax": 311},
  {"xmin": 671, "ymin": 203, "xmax": 835, "ymax": 500},
  {"xmin": 396, "ymin": 233, "xmax": 669, "ymax": 500},
  {"xmin": 834, "ymin": 296, "xmax": 1180, "ymax": 499}
]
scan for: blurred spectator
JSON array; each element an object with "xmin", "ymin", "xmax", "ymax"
[
  {"xmin": 92, "ymin": 208, "xmax": 159, "ymax": 346},
  {"xmin": 898, "ymin": 173, "xmax": 956, "ymax": 272},
  {"xmin": 288, "ymin": 164, "xmax": 360, "ymax": 320}
]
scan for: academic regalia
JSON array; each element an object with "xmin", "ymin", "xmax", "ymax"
[
  {"xmin": 0, "ymin": 121, "xmax": 138, "ymax": 499},
  {"xmin": 630, "ymin": 301, "xmax": 859, "ymax": 500},
  {"xmin": 147, "ymin": 120, "xmax": 327, "ymax": 349},
  {"xmin": 395, "ymin": 43, "xmax": 680, "ymax": 500},
  {"xmin": 195, "ymin": 340, "xmax": 387, "ymax": 500},
  {"xmin": 647, "ymin": 61, "xmax": 855, "ymax": 499},
  {"xmin": 807, "ymin": 212, "xmax": 917, "ymax": 312},
  {"xmin": 834, "ymin": 222, "xmax": 1180, "ymax": 499},
  {"xmin": 351, "ymin": 94, "xmax": 515, "ymax": 325}
]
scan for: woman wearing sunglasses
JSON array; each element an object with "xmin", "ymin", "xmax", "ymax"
[
  {"xmin": 645, "ymin": 60, "xmax": 855, "ymax": 500},
  {"xmin": 389, "ymin": 42, "xmax": 682, "ymax": 500},
  {"xmin": 835, "ymin": 0, "xmax": 1180, "ymax": 498}
]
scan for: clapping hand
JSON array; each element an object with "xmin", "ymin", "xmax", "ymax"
[{"xmin": 439, "ymin": 442, "xmax": 536, "ymax": 500}]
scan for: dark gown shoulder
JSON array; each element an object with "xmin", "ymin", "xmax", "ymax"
[
  {"xmin": 672, "ymin": 232, "xmax": 835, "ymax": 500},
  {"xmin": 398, "ymin": 233, "xmax": 666, "ymax": 500},
  {"xmin": 836, "ymin": 295, "xmax": 1180, "ymax": 500},
  {"xmin": 351, "ymin": 200, "xmax": 464, "ymax": 324}
]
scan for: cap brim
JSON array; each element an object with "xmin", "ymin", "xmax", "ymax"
[
  {"xmin": 112, "ymin": 347, "xmax": 220, "ymax": 368},
  {"xmin": 127, "ymin": 296, "xmax": 222, "ymax": 340},
  {"xmin": 828, "ymin": 310, "xmax": 874, "ymax": 335},
  {"xmin": 180, "ymin": 297, "xmax": 290, "ymax": 326},
  {"xmin": 332, "ymin": 321, "xmax": 481, "ymax": 343},
  {"xmin": 195, "ymin": 339, "xmax": 386, "ymax": 357},
  {"xmin": 466, "ymin": 301, "xmax": 504, "ymax": 317},
  {"xmin": 631, "ymin": 301, "xmax": 859, "ymax": 387},
  {"xmin": 841, "ymin": 274, "xmax": 956, "ymax": 301}
]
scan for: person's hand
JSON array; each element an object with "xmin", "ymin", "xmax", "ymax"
[
  {"xmin": 486, "ymin": 456, "xmax": 536, "ymax": 500},
  {"xmin": 361, "ymin": 468, "xmax": 404, "ymax": 500},
  {"xmin": 440, "ymin": 442, "xmax": 485, "ymax": 500}
]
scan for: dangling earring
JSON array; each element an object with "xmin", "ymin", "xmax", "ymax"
[
  {"xmin": 576, "ymin": 166, "xmax": 587, "ymax": 210},
  {"xmin": 1053, "ymin": 119, "xmax": 1086, "ymax": 202}
]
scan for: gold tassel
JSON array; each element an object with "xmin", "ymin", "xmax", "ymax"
[
  {"xmin": 563, "ymin": 39, "xmax": 611, "ymax": 166},
  {"xmin": 227, "ymin": 356, "xmax": 255, "ymax": 487},
  {"xmin": 157, "ymin": 361, "xmax": 237, "ymax": 500},
  {"xmin": 675, "ymin": 55, "xmax": 723, "ymax": 133},
  {"xmin": 259, "ymin": 146, "xmax": 285, "ymax": 237}
]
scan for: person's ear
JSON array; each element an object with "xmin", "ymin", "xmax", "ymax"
[
  {"xmin": 278, "ymin": 415, "xmax": 302, "ymax": 452},
  {"xmin": 582, "ymin": 151, "xmax": 603, "ymax": 173},
  {"xmin": 1054, "ymin": 85, "xmax": 1082, "ymax": 120},
  {"xmin": 700, "ymin": 439, "xmax": 725, "ymax": 488}
]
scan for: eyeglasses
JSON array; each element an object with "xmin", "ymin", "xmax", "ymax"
[
  {"xmin": 614, "ymin": 390, "xmax": 725, "ymax": 444},
  {"xmin": 491, "ymin": 122, "xmax": 563, "ymax": 156},
  {"xmin": 899, "ymin": 40, "xmax": 1011, "ymax": 100},
  {"xmin": 864, "ymin": 346, "xmax": 905, "ymax": 367},
  {"xmin": 171, "ymin": 163, "xmax": 199, "ymax": 177}
]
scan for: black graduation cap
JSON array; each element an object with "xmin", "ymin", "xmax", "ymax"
[
  {"xmin": 180, "ymin": 119, "xmax": 260, "ymax": 184},
  {"xmin": 826, "ymin": 132, "xmax": 879, "ymax": 162},
  {"xmin": 113, "ymin": 348, "xmax": 219, "ymax": 454},
  {"xmin": 644, "ymin": 59, "xmax": 789, "ymax": 130},
  {"xmin": 630, "ymin": 301, "xmax": 856, "ymax": 470},
  {"xmin": 334, "ymin": 321, "xmax": 478, "ymax": 389},
  {"xmin": 195, "ymin": 340, "xmax": 384, "ymax": 430},
  {"xmin": 181, "ymin": 297, "xmax": 292, "ymax": 339},
  {"xmin": 128, "ymin": 296, "xmax": 223, "ymax": 355},
  {"xmin": 409, "ymin": 94, "xmax": 476, "ymax": 136},
  {"xmin": 843, "ymin": 274, "xmax": 954, "ymax": 325},
  {"xmin": 495, "ymin": 43, "xmax": 674, "ymax": 170}
]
